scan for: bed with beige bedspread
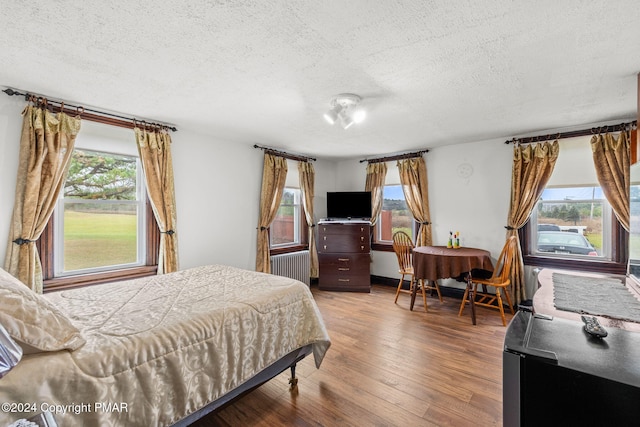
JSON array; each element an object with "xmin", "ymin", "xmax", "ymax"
[{"xmin": 0, "ymin": 264, "xmax": 331, "ymax": 426}]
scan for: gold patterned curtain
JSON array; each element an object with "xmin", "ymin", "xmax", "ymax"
[
  {"xmin": 298, "ymin": 161, "xmax": 318, "ymax": 278},
  {"xmin": 397, "ymin": 157, "xmax": 432, "ymax": 246},
  {"xmin": 134, "ymin": 127, "xmax": 179, "ymax": 274},
  {"xmin": 507, "ymin": 141, "xmax": 559, "ymax": 303},
  {"xmin": 4, "ymin": 104, "xmax": 81, "ymax": 292},
  {"xmin": 365, "ymin": 162, "xmax": 387, "ymax": 226},
  {"xmin": 591, "ymin": 131, "xmax": 630, "ymax": 231},
  {"xmin": 256, "ymin": 153, "xmax": 288, "ymax": 273}
]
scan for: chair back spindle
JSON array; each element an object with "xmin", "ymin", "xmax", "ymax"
[{"xmin": 392, "ymin": 231, "xmax": 414, "ymax": 273}]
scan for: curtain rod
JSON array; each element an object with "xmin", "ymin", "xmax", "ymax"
[
  {"xmin": 504, "ymin": 120, "xmax": 637, "ymax": 145},
  {"xmin": 253, "ymin": 144, "xmax": 316, "ymax": 162},
  {"xmin": 2, "ymin": 87, "xmax": 178, "ymax": 132},
  {"xmin": 359, "ymin": 149, "xmax": 429, "ymax": 163}
]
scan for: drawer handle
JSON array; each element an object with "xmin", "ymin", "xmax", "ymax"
[
  {"xmin": 361, "ymin": 245, "xmax": 365, "ymax": 250},
  {"xmin": 338, "ymin": 268, "xmax": 350, "ymax": 271},
  {"xmin": 338, "ymin": 258, "xmax": 350, "ymax": 262},
  {"xmin": 360, "ymin": 236, "xmax": 364, "ymax": 241},
  {"xmin": 361, "ymin": 227, "xmax": 364, "ymax": 232},
  {"xmin": 323, "ymin": 236, "xmax": 326, "ymax": 241},
  {"xmin": 324, "ymin": 245, "xmax": 327, "ymax": 250},
  {"xmin": 338, "ymin": 279, "xmax": 350, "ymax": 282}
]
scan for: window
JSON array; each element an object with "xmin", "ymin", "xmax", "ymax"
[
  {"xmin": 38, "ymin": 122, "xmax": 160, "ymax": 291},
  {"xmin": 270, "ymin": 187, "xmax": 306, "ymax": 250},
  {"xmin": 375, "ymin": 185, "xmax": 416, "ymax": 243},
  {"xmin": 528, "ymin": 186, "xmax": 611, "ymax": 259},
  {"xmin": 53, "ymin": 149, "xmax": 147, "ymax": 275},
  {"xmin": 521, "ymin": 136, "xmax": 627, "ymax": 274}
]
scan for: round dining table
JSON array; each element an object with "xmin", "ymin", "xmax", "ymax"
[{"xmin": 412, "ymin": 246, "xmax": 494, "ymax": 324}]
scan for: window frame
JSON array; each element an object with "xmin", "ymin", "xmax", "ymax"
[
  {"xmin": 527, "ymin": 187, "xmax": 612, "ymax": 260},
  {"xmin": 521, "ymin": 209, "xmax": 628, "ymax": 275},
  {"xmin": 38, "ymin": 149, "xmax": 160, "ymax": 292},
  {"xmin": 372, "ymin": 184, "xmax": 418, "ymax": 252},
  {"xmin": 269, "ymin": 187, "xmax": 309, "ymax": 256}
]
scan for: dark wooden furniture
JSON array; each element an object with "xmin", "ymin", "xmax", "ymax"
[
  {"xmin": 318, "ymin": 220, "xmax": 371, "ymax": 292},
  {"xmin": 503, "ymin": 310, "xmax": 640, "ymax": 427},
  {"xmin": 412, "ymin": 245, "xmax": 493, "ymax": 324}
]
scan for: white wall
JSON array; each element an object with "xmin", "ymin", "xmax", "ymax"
[{"xmin": 0, "ymin": 96, "xmax": 24, "ymax": 264}]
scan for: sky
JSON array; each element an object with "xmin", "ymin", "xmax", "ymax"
[
  {"xmin": 541, "ymin": 187, "xmax": 604, "ymax": 201},
  {"xmin": 383, "ymin": 185, "xmax": 404, "ymax": 199}
]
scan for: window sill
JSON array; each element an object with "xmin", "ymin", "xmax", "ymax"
[
  {"xmin": 43, "ymin": 265, "xmax": 158, "ymax": 293},
  {"xmin": 270, "ymin": 244, "xmax": 309, "ymax": 256},
  {"xmin": 523, "ymin": 255, "xmax": 626, "ymax": 275},
  {"xmin": 372, "ymin": 242, "xmax": 394, "ymax": 252}
]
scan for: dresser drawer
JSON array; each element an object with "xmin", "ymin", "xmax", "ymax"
[
  {"xmin": 318, "ymin": 223, "xmax": 369, "ymax": 236},
  {"xmin": 318, "ymin": 235, "xmax": 370, "ymax": 253},
  {"xmin": 318, "ymin": 253, "xmax": 370, "ymax": 273},
  {"xmin": 318, "ymin": 273, "xmax": 370, "ymax": 292}
]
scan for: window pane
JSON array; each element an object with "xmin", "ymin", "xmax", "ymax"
[
  {"xmin": 271, "ymin": 189, "xmax": 300, "ymax": 246},
  {"xmin": 534, "ymin": 186, "xmax": 605, "ymax": 258},
  {"xmin": 56, "ymin": 148, "xmax": 145, "ymax": 275},
  {"xmin": 64, "ymin": 150, "xmax": 137, "ymax": 200},
  {"xmin": 379, "ymin": 185, "xmax": 413, "ymax": 241},
  {"xmin": 63, "ymin": 202, "xmax": 138, "ymax": 271}
]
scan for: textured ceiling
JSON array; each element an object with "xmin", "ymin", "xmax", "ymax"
[{"xmin": 1, "ymin": 1, "xmax": 639, "ymax": 159}]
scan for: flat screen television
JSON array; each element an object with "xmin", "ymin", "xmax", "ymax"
[{"xmin": 326, "ymin": 191, "xmax": 372, "ymax": 219}]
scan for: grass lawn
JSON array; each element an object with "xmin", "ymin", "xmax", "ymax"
[{"xmin": 64, "ymin": 210, "xmax": 137, "ymax": 271}]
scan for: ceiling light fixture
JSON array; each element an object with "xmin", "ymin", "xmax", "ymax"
[
  {"xmin": 323, "ymin": 103, "xmax": 343, "ymax": 125},
  {"xmin": 324, "ymin": 93, "xmax": 365, "ymax": 129}
]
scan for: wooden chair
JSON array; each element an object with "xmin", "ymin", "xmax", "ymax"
[
  {"xmin": 458, "ymin": 236, "xmax": 517, "ymax": 326},
  {"xmin": 392, "ymin": 231, "xmax": 442, "ymax": 311}
]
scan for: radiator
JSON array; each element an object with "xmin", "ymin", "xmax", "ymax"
[{"xmin": 270, "ymin": 250, "xmax": 310, "ymax": 286}]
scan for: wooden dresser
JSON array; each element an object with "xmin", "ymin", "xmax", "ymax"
[{"xmin": 317, "ymin": 220, "xmax": 371, "ymax": 292}]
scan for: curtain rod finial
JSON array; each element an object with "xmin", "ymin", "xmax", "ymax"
[{"xmin": 2, "ymin": 88, "xmax": 19, "ymax": 97}]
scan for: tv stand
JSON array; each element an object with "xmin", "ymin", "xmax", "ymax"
[{"xmin": 317, "ymin": 220, "xmax": 370, "ymax": 292}]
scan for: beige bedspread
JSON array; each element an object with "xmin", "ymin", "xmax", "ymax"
[{"xmin": 0, "ymin": 265, "xmax": 331, "ymax": 426}]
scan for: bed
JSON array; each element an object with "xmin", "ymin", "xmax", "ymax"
[{"xmin": 0, "ymin": 264, "xmax": 331, "ymax": 426}]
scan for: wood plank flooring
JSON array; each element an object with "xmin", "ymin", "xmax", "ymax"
[{"xmin": 193, "ymin": 284, "xmax": 511, "ymax": 426}]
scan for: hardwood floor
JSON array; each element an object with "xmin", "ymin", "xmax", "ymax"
[{"xmin": 194, "ymin": 284, "xmax": 511, "ymax": 426}]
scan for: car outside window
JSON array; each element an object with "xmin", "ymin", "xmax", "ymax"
[
  {"xmin": 528, "ymin": 186, "xmax": 611, "ymax": 260},
  {"xmin": 537, "ymin": 231, "xmax": 598, "ymax": 256}
]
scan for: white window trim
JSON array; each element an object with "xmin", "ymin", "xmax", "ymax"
[
  {"xmin": 53, "ymin": 151, "xmax": 147, "ymax": 276},
  {"xmin": 375, "ymin": 184, "xmax": 416, "ymax": 243},
  {"xmin": 528, "ymin": 193, "xmax": 612, "ymax": 261},
  {"xmin": 270, "ymin": 187, "xmax": 302, "ymax": 248}
]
